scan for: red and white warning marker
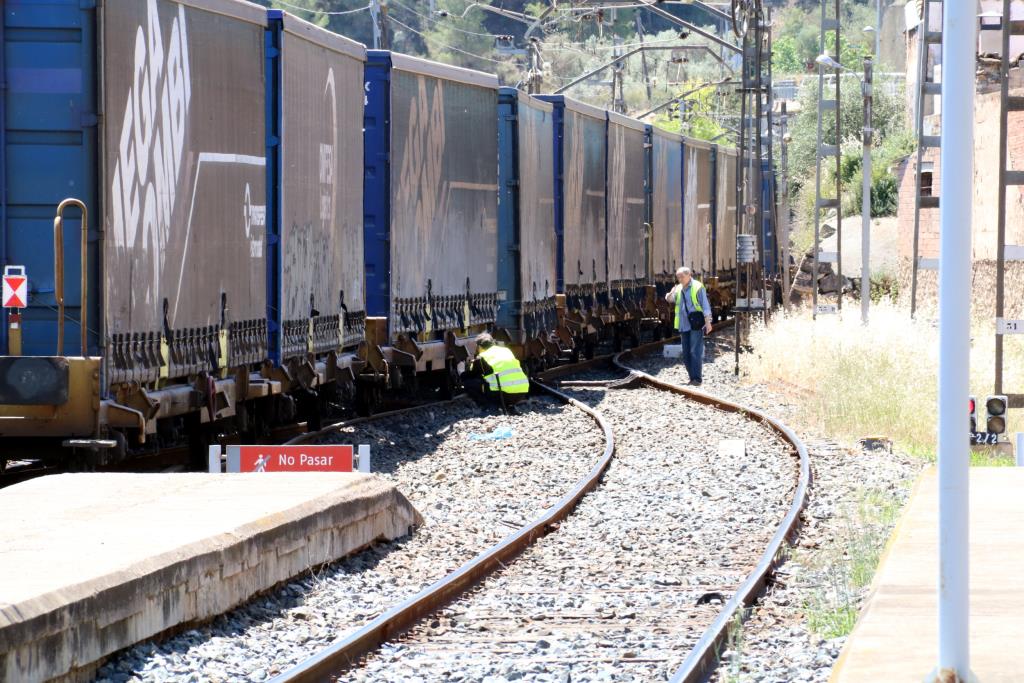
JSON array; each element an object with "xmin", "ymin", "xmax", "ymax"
[
  {"xmin": 208, "ymin": 443, "xmax": 371, "ymax": 473},
  {"xmin": 2, "ymin": 266, "xmax": 27, "ymax": 309}
]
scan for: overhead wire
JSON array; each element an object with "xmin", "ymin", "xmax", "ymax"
[
  {"xmin": 388, "ymin": 14, "xmax": 507, "ymax": 65},
  {"xmin": 270, "ymin": 0, "xmax": 371, "ymax": 16},
  {"xmin": 389, "ymin": 0, "xmax": 502, "ymax": 39},
  {"xmin": 543, "ymin": 36, "xmax": 688, "ymax": 52}
]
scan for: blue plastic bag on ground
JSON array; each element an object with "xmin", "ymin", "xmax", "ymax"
[{"xmin": 467, "ymin": 425, "xmax": 515, "ymax": 441}]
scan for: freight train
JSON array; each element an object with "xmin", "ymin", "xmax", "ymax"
[{"xmin": 0, "ymin": 0, "xmax": 778, "ymax": 468}]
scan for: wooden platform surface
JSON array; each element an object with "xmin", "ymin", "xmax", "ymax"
[{"xmin": 831, "ymin": 467, "xmax": 1024, "ymax": 682}]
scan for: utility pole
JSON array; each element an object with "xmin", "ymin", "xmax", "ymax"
[
  {"xmin": 612, "ymin": 36, "xmax": 626, "ymax": 113},
  {"xmin": 780, "ymin": 101, "xmax": 791, "ymax": 310},
  {"xmin": 370, "ymin": 0, "xmax": 381, "ymax": 49},
  {"xmin": 635, "ymin": 14, "xmax": 653, "ymax": 106},
  {"xmin": 379, "ymin": 0, "xmax": 390, "ymax": 50},
  {"xmin": 812, "ymin": 0, "xmax": 842, "ymax": 319},
  {"xmin": 370, "ymin": 0, "xmax": 390, "ymax": 50},
  {"xmin": 527, "ymin": 39, "xmax": 544, "ymax": 94},
  {"xmin": 861, "ymin": 55, "xmax": 873, "ymax": 324},
  {"xmin": 876, "ymin": 0, "xmax": 883, "ymax": 61}
]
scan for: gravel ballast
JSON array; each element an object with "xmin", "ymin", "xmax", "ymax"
[
  {"xmin": 95, "ymin": 397, "xmax": 604, "ymax": 683},
  {"xmin": 349, "ymin": 372, "xmax": 797, "ymax": 682},
  {"xmin": 630, "ymin": 335, "xmax": 921, "ymax": 683}
]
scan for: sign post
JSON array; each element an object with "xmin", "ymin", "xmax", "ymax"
[
  {"xmin": 208, "ymin": 444, "xmax": 371, "ymax": 474},
  {"xmin": 2, "ymin": 266, "xmax": 28, "ymax": 356}
]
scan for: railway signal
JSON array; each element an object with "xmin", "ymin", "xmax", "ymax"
[
  {"xmin": 985, "ymin": 395, "xmax": 1008, "ymax": 435},
  {"xmin": 969, "ymin": 396, "xmax": 977, "ymax": 433}
]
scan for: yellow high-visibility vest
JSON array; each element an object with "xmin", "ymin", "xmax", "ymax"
[
  {"xmin": 479, "ymin": 345, "xmax": 530, "ymax": 394},
  {"xmin": 673, "ymin": 279, "xmax": 705, "ymax": 329}
]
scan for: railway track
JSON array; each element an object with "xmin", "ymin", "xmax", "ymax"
[
  {"xmin": 95, "ymin": 390, "xmax": 607, "ymax": 682},
  {"xmin": 262, "ymin": 344, "xmax": 809, "ymax": 683},
  {"xmin": 0, "ymin": 398, "xmax": 442, "ymax": 489}
]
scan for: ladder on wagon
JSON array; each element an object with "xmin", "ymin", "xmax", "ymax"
[
  {"xmin": 994, "ymin": 0, "xmax": 1024, "ymax": 406},
  {"xmin": 909, "ymin": 0, "xmax": 944, "ymax": 317}
]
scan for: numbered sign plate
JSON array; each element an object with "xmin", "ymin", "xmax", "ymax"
[
  {"xmin": 997, "ymin": 318, "xmax": 1024, "ymax": 335},
  {"xmin": 970, "ymin": 431, "xmax": 1000, "ymax": 446},
  {"xmin": 815, "ymin": 304, "xmax": 838, "ymax": 315}
]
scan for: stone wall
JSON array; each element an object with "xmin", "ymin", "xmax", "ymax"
[{"xmin": 895, "ymin": 258, "xmax": 1024, "ymax": 320}]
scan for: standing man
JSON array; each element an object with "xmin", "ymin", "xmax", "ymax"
[{"xmin": 664, "ymin": 267, "xmax": 713, "ymax": 386}]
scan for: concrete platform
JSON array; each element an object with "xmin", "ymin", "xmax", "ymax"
[
  {"xmin": 832, "ymin": 468, "xmax": 1024, "ymax": 682},
  {"xmin": 0, "ymin": 473, "xmax": 422, "ymax": 682}
]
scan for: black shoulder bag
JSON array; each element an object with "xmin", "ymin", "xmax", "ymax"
[{"xmin": 684, "ymin": 288, "xmax": 705, "ymax": 330}]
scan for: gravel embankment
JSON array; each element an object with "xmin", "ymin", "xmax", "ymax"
[
  {"xmin": 628, "ymin": 334, "xmax": 921, "ymax": 683},
  {"xmin": 349, "ymin": 373, "xmax": 796, "ymax": 682},
  {"xmin": 95, "ymin": 397, "xmax": 604, "ymax": 683}
]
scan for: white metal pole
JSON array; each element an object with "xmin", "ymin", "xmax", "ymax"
[
  {"xmin": 861, "ymin": 57, "xmax": 873, "ymax": 325},
  {"xmin": 1016, "ymin": 432, "xmax": 1024, "ymax": 467},
  {"xmin": 935, "ymin": 0, "xmax": 976, "ymax": 679}
]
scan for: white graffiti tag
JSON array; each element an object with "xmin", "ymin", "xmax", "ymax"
[
  {"xmin": 320, "ymin": 67, "xmax": 337, "ymax": 230},
  {"xmin": 110, "ymin": 0, "xmax": 192, "ymax": 303},
  {"xmin": 243, "ymin": 183, "xmax": 265, "ymax": 257}
]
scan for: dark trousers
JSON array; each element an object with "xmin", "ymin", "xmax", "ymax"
[
  {"xmin": 680, "ymin": 328, "xmax": 705, "ymax": 383},
  {"xmin": 461, "ymin": 373, "xmax": 524, "ymax": 411}
]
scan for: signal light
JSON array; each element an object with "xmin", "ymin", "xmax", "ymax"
[
  {"xmin": 986, "ymin": 395, "xmax": 1008, "ymax": 434},
  {"xmin": 969, "ymin": 396, "xmax": 977, "ymax": 432}
]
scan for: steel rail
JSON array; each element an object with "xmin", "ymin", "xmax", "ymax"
[
  {"xmin": 534, "ymin": 317, "xmax": 736, "ymax": 383},
  {"xmin": 270, "ymin": 383, "xmax": 616, "ymax": 683},
  {"xmin": 612, "ymin": 347, "xmax": 811, "ymax": 683},
  {"xmin": 283, "ymin": 398, "xmax": 466, "ymax": 446}
]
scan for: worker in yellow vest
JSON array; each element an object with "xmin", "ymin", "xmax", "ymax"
[
  {"xmin": 664, "ymin": 266, "xmax": 713, "ymax": 386},
  {"xmin": 461, "ymin": 333, "xmax": 530, "ymax": 415}
]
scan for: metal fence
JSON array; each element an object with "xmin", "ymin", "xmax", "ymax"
[{"xmin": 773, "ymin": 73, "xmax": 906, "ymax": 102}]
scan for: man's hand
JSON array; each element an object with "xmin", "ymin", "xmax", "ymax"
[{"xmin": 703, "ymin": 319, "xmax": 713, "ymax": 335}]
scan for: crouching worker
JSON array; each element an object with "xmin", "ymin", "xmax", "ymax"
[{"xmin": 460, "ymin": 333, "xmax": 530, "ymax": 415}]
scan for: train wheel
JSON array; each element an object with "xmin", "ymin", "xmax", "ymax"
[
  {"xmin": 186, "ymin": 413, "xmax": 213, "ymax": 471},
  {"xmin": 436, "ymin": 362, "xmax": 458, "ymax": 400},
  {"xmin": 68, "ymin": 448, "xmax": 99, "ymax": 472},
  {"xmin": 356, "ymin": 382, "xmax": 383, "ymax": 417},
  {"xmin": 569, "ymin": 346, "xmax": 581, "ymax": 364},
  {"xmin": 297, "ymin": 390, "xmax": 322, "ymax": 433}
]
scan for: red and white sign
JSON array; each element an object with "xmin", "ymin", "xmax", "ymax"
[
  {"xmin": 2, "ymin": 266, "xmax": 27, "ymax": 309},
  {"xmin": 235, "ymin": 444, "xmax": 353, "ymax": 472}
]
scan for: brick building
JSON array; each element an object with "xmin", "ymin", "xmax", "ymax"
[{"xmin": 896, "ymin": 3, "xmax": 1024, "ymax": 265}]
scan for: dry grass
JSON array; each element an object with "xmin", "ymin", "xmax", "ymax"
[
  {"xmin": 803, "ymin": 486, "xmax": 905, "ymax": 640},
  {"xmin": 747, "ymin": 300, "xmax": 1020, "ymax": 461}
]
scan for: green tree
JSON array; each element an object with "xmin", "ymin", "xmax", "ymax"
[
  {"xmin": 772, "ymin": 34, "xmax": 805, "ymax": 75},
  {"xmin": 788, "ymin": 74, "xmax": 912, "ymax": 238}
]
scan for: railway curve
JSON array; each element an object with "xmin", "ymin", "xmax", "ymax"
[{"xmin": 269, "ymin": 345, "xmax": 810, "ymax": 682}]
